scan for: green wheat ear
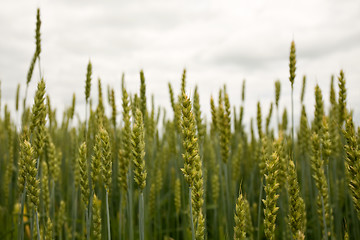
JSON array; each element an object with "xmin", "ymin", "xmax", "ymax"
[
  {"xmin": 68, "ymin": 93, "xmax": 76, "ymax": 120},
  {"xmin": 234, "ymin": 191, "xmax": 246, "ymax": 240},
  {"xmin": 168, "ymin": 82, "xmax": 181, "ymax": 133},
  {"xmin": 45, "ymin": 131, "xmax": 60, "ymax": 182},
  {"xmin": 210, "ymin": 95, "xmax": 218, "ymax": 133},
  {"xmin": 168, "ymin": 82, "xmax": 176, "ymax": 111},
  {"xmin": 174, "ymin": 178, "xmax": 181, "ymax": 215},
  {"xmin": 181, "ymin": 68, "xmax": 187, "ymax": 95},
  {"xmin": 95, "ymin": 78, "xmax": 105, "ymax": 126},
  {"xmin": 287, "ymin": 158, "xmax": 306, "ymax": 239},
  {"xmin": 275, "ymin": 80, "xmax": 281, "ymax": 108},
  {"xmin": 100, "ymin": 127, "xmax": 112, "ymax": 192},
  {"xmin": 118, "ymin": 81, "xmax": 132, "ymax": 191},
  {"xmin": 300, "ymin": 75, "xmax": 306, "ymax": 103},
  {"xmin": 85, "ymin": 60, "xmax": 92, "ymax": 103},
  {"xmin": 17, "ymin": 128, "xmax": 30, "ymax": 193},
  {"xmin": 31, "ymin": 78, "xmax": 47, "ymax": 158},
  {"xmin": 211, "ymin": 172, "xmax": 220, "ymax": 206},
  {"xmin": 132, "ymin": 109, "xmax": 147, "ymax": 190},
  {"xmin": 22, "ymin": 140, "xmax": 40, "ymax": 210},
  {"xmin": 45, "ymin": 217, "xmax": 53, "ymax": 240},
  {"xmin": 148, "ymin": 183, "xmax": 156, "ymax": 217},
  {"xmin": 241, "ymin": 79, "xmax": 246, "ymax": 102},
  {"xmin": 3, "ymin": 110, "xmax": 14, "ymax": 203},
  {"xmin": 30, "ymin": 80, "xmax": 46, "ymax": 128},
  {"xmin": 313, "ymin": 85, "xmax": 324, "ymax": 136},
  {"xmin": 78, "ymin": 142, "xmax": 89, "ymax": 207},
  {"xmin": 118, "ymin": 149, "xmax": 128, "ymax": 191},
  {"xmin": 244, "ymin": 197, "xmax": 253, "ymax": 238},
  {"xmin": 92, "ymin": 194, "xmax": 102, "ymax": 240},
  {"xmin": 218, "ymin": 93, "xmax": 231, "ymax": 163},
  {"xmin": 110, "ymin": 88, "xmax": 116, "ymax": 127},
  {"xmin": 92, "ymin": 129, "xmax": 103, "ymax": 187},
  {"xmin": 289, "ymin": 40, "xmax": 296, "ymax": 87},
  {"xmin": 35, "ymin": 8, "xmax": 41, "ymax": 55},
  {"xmin": 329, "ymin": 75, "xmax": 336, "ymax": 106},
  {"xmin": 259, "ymin": 136, "xmax": 271, "ymax": 177},
  {"xmin": 257, "ymin": 101, "xmax": 263, "ymax": 139},
  {"xmin": 26, "ymin": 8, "xmax": 41, "ymax": 85},
  {"xmin": 195, "ymin": 211, "xmax": 205, "ymax": 240},
  {"xmin": 338, "ymin": 70, "xmax": 347, "ymax": 125},
  {"xmin": 265, "ymin": 102, "xmax": 273, "ymax": 135},
  {"xmin": 16, "ymin": 83, "xmax": 20, "ymax": 111},
  {"xmin": 181, "ymin": 92, "xmax": 198, "ymax": 185},
  {"xmin": 140, "ymin": 70, "xmax": 147, "ymax": 120},
  {"xmin": 311, "ymin": 132, "xmax": 332, "ymax": 238},
  {"xmin": 57, "ymin": 200, "xmax": 66, "ymax": 238},
  {"xmin": 343, "ymin": 116, "xmax": 360, "ymax": 219},
  {"xmin": 282, "ymin": 108, "xmax": 288, "ymax": 131},
  {"xmin": 41, "ymin": 161, "xmax": 50, "ymax": 214},
  {"xmin": 181, "ymin": 92, "xmax": 205, "ymax": 239},
  {"xmin": 263, "ymin": 151, "xmax": 281, "ymax": 240},
  {"xmin": 27, "ymin": 54, "xmax": 37, "ymax": 86},
  {"xmin": 193, "ymin": 86, "xmax": 205, "ymax": 140},
  {"xmin": 321, "ymin": 117, "xmax": 332, "ymax": 165}
]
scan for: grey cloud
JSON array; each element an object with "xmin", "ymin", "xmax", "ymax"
[{"xmin": 1, "ymin": 0, "xmax": 360, "ymax": 126}]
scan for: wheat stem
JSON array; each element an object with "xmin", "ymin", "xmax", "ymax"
[
  {"xmin": 18, "ymin": 186, "xmax": 26, "ymax": 240},
  {"xmin": 35, "ymin": 210, "xmax": 40, "ymax": 240},
  {"xmin": 189, "ymin": 188, "xmax": 195, "ymax": 240},
  {"xmin": 119, "ymin": 191, "xmax": 123, "ymax": 240},
  {"xmin": 106, "ymin": 191, "xmax": 111, "ymax": 240},
  {"xmin": 139, "ymin": 191, "xmax": 145, "ymax": 240},
  {"xmin": 257, "ymin": 178, "xmax": 263, "ymax": 240}
]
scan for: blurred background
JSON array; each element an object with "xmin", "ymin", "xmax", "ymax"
[{"xmin": 1, "ymin": 0, "xmax": 360, "ymax": 129}]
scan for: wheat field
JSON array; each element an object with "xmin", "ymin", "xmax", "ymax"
[{"xmin": 0, "ymin": 9, "xmax": 359, "ymax": 240}]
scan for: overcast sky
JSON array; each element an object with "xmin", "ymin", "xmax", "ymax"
[{"xmin": 1, "ymin": 0, "xmax": 360, "ymax": 130}]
